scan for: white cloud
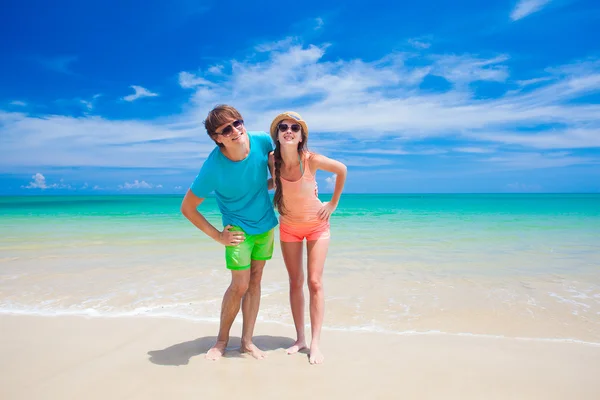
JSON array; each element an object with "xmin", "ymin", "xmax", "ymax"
[
  {"xmin": 408, "ymin": 38, "xmax": 431, "ymax": 49},
  {"xmin": 178, "ymin": 71, "xmax": 212, "ymax": 89},
  {"xmin": 339, "ymin": 148, "xmax": 410, "ymax": 156},
  {"xmin": 10, "ymin": 101, "xmax": 27, "ymax": 106},
  {"xmin": 510, "ymin": 0, "xmax": 551, "ymax": 21},
  {"xmin": 255, "ymin": 37, "xmax": 297, "ymax": 53},
  {"xmin": 123, "ymin": 85, "xmax": 159, "ymax": 102},
  {"xmin": 207, "ymin": 65, "xmax": 224, "ymax": 75},
  {"xmin": 0, "ymin": 110, "xmax": 215, "ymax": 170},
  {"xmin": 2, "ymin": 38, "xmax": 600, "ymax": 178},
  {"xmin": 119, "ymin": 180, "xmax": 163, "ymax": 190},
  {"xmin": 325, "ymin": 175, "xmax": 336, "ymax": 190},
  {"xmin": 431, "ymin": 54, "xmax": 510, "ymax": 85},
  {"xmin": 23, "ymin": 173, "xmax": 49, "ymax": 189},
  {"xmin": 22, "ymin": 173, "xmax": 71, "ymax": 189},
  {"xmin": 516, "ymin": 77, "xmax": 553, "ymax": 86},
  {"xmin": 80, "ymin": 100, "xmax": 93, "ymax": 110},
  {"xmin": 453, "ymin": 147, "xmax": 495, "ymax": 154},
  {"xmin": 337, "ymin": 156, "xmax": 396, "ymax": 167},
  {"xmin": 314, "ymin": 18, "xmax": 324, "ymax": 30},
  {"xmin": 78, "ymin": 94, "xmax": 102, "ymax": 111},
  {"xmin": 483, "ymin": 152, "xmax": 597, "ymax": 170},
  {"xmin": 472, "ymin": 128, "xmax": 600, "ymax": 149}
]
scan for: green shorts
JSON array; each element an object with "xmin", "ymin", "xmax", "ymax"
[{"xmin": 225, "ymin": 227, "xmax": 274, "ymax": 270}]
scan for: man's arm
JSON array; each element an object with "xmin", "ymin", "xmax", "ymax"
[{"xmin": 180, "ymin": 189, "xmax": 244, "ymax": 246}]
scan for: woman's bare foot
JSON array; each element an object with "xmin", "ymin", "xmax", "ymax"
[
  {"xmin": 286, "ymin": 340, "xmax": 307, "ymax": 355},
  {"xmin": 241, "ymin": 343, "xmax": 267, "ymax": 360},
  {"xmin": 206, "ymin": 342, "xmax": 227, "ymax": 361},
  {"xmin": 309, "ymin": 344, "xmax": 324, "ymax": 364}
]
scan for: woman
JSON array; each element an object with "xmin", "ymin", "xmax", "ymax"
[{"xmin": 269, "ymin": 111, "xmax": 347, "ymax": 364}]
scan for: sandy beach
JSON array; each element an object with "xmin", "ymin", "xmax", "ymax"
[{"xmin": 1, "ymin": 314, "xmax": 599, "ymax": 400}]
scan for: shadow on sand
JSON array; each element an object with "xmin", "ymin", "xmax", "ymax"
[{"xmin": 147, "ymin": 335, "xmax": 296, "ymax": 366}]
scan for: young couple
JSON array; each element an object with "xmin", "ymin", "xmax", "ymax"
[{"xmin": 181, "ymin": 105, "xmax": 347, "ymax": 365}]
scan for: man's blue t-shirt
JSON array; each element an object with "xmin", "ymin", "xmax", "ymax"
[{"xmin": 190, "ymin": 131, "xmax": 278, "ymax": 235}]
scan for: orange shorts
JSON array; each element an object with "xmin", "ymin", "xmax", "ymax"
[{"xmin": 279, "ymin": 222, "xmax": 330, "ymax": 242}]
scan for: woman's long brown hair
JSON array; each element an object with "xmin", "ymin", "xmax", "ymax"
[{"xmin": 272, "ymin": 127, "xmax": 308, "ymax": 215}]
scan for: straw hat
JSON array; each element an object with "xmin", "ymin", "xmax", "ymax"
[{"xmin": 269, "ymin": 111, "xmax": 309, "ymax": 139}]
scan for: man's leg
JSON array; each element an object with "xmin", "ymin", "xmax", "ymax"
[
  {"xmin": 240, "ymin": 259, "xmax": 266, "ymax": 359},
  {"xmin": 206, "ymin": 269, "xmax": 251, "ymax": 360}
]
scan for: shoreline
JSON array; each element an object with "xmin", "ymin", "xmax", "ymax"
[
  {"xmin": 2, "ymin": 310, "xmax": 599, "ymax": 348},
  {"xmin": 2, "ymin": 314, "xmax": 600, "ymax": 399}
]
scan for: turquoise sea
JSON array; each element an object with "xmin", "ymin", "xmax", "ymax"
[{"xmin": 1, "ymin": 194, "xmax": 599, "ymax": 344}]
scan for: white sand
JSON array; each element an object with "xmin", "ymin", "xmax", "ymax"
[{"xmin": 1, "ymin": 314, "xmax": 599, "ymax": 400}]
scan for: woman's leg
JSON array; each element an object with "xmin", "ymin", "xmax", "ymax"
[
  {"xmin": 281, "ymin": 240, "xmax": 306, "ymax": 354},
  {"xmin": 306, "ymin": 237, "xmax": 329, "ymax": 364}
]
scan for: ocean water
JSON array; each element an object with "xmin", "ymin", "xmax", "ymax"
[{"xmin": 1, "ymin": 194, "xmax": 599, "ymax": 344}]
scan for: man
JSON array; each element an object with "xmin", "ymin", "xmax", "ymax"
[{"xmin": 181, "ymin": 104, "xmax": 277, "ymax": 361}]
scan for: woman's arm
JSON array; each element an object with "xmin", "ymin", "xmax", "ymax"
[{"xmin": 311, "ymin": 154, "xmax": 347, "ymax": 220}]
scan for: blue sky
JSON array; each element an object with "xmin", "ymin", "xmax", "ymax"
[{"xmin": 1, "ymin": 0, "xmax": 599, "ymax": 194}]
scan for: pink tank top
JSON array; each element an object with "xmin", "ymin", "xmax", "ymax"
[{"xmin": 279, "ymin": 153, "xmax": 328, "ymax": 228}]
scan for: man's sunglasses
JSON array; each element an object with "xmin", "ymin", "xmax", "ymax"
[
  {"xmin": 218, "ymin": 119, "xmax": 244, "ymax": 136},
  {"xmin": 278, "ymin": 123, "xmax": 301, "ymax": 133}
]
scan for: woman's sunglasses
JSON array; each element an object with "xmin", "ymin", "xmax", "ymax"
[
  {"xmin": 278, "ymin": 123, "xmax": 301, "ymax": 133},
  {"xmin": 218, "ymin": 119, "xmax": 244, "ymax": 136}
]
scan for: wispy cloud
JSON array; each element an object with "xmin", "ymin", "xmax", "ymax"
[
  {"xmin": 510, "ymin": 0, "xmax": 551, "ymax": 21},
  {"xmin": 21, "ymin": 173, "xmax": 72, "ymax": 189},
  {"xmin": 337, "ymin": 156, "xmax": 396, "ymax": 167},
  {"xmin": 122, "ymin": 85, "xmax": 159, "ymax": 102},
  {"xmin": 118, "ymin": 180, "xmax": 163, "ymax": 189},
  {"xmin": 255, "ymin": 37, "xmax": 297, "ymax": 53},
  {"xmin": 80, "ymin": 94, "xmax": 102, "ymax": 111},
  {"xmin": 9, "ymin": 101, "xmax": 27, "ymax": 106},
  {"xmin": 483, "ymin": 151, "xmax": 598, "ymax": 170},
  {"xmin": 0, "ymin": 110, "xmax": 214, "ymax": 170},
  {"xmin": 314, "ymin": 17, "xmax": 324, "ymax": 30},
  {"xmin": 453, "ymin": 147, "xmax": 495, "ymax": 154},
  {"xmin": 472, "ymin": 128, "xmax": 600, "ymax": 149},
  {"xmin": 178, "ymin": 72, "xmax": 212, "ymax": 89},
  {"xmin": 516, "ymin": 77, "xmax": 554, "ymax": 86},
  {"xmin": 431, "ymin": 54, "xmax": 510, "ymax": 85},
  {"xmin": 408, "ymin": 38, "xmax": 431, "ymax": 49}
]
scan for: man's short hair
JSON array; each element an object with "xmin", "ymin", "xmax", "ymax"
[{"xmin": 204, "ymin": 105, "xmax": 243, "ymax": 147}]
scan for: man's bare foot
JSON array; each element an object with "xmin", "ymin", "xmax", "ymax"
[
  {"xmin": 241, "ymin": 343, "xmax": 267, "ymax": 360},
  {"xmin": 206, "ymin": 342, "xmax": 226, "ymax": 361},
  {"xmin": 286, "ymin": 340, "xmax": 307, "ymax": 355},
  {"xmin": 309, "ymin": 344, "xmax": 324, "ymax": 365}
]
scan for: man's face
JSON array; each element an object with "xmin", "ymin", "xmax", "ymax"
[{"xmin": 214, "ymin": 118, "xmax": 248, "ymax": 148}]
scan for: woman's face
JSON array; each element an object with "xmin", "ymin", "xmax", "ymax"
[{"xmin": 277, "ymin": 118, "xmax": 303, "ymax": 147}]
